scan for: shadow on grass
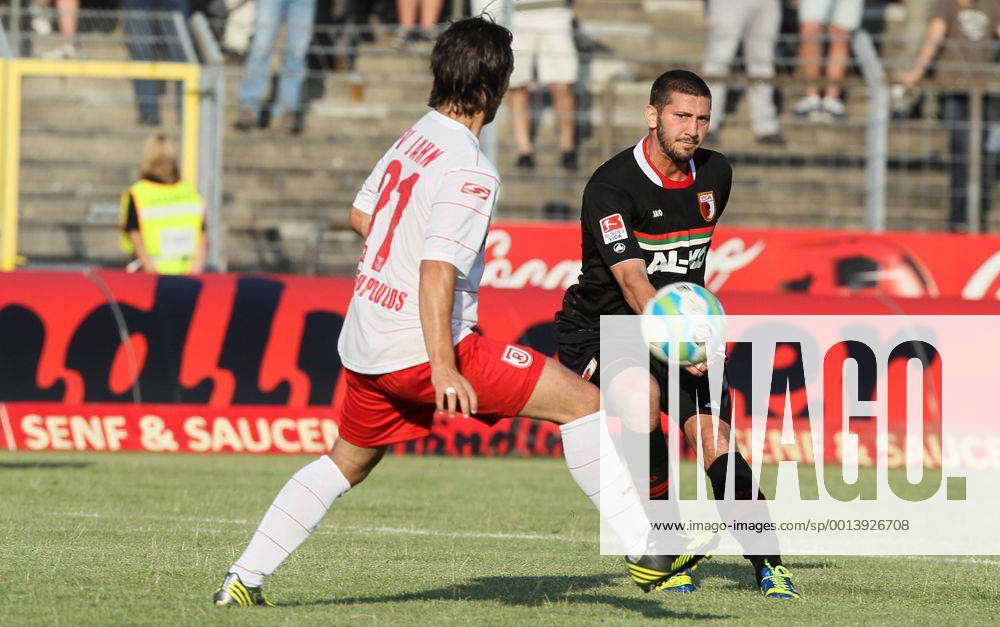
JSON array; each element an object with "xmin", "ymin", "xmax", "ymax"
[
  {"xmin": 283, "ymin": 573, "xmax": 732, "ymax": 619},
  {"xmin": 700, "ymin": 558, "xmax": 832, "ymax": 592},
  {"xmin": 0, "ymin": 461, "xmax": 93, "ymax": 470}
]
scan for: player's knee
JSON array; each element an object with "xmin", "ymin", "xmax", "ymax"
[{"xmin": 567, "ymin": 379, "xmax": 600, "ymax": 420}]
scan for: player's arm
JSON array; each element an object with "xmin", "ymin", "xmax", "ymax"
[
  {"xmin": 349, "ymin": 207, "xmax": 371, "ymax": 238},
  {"xmin": 419, "ymin": 260, "xmax": 477, "ymax": 418},
  {"xmin": 898, "ymin": 16, "xmax": 947, "ymax": 88},
  {"xmin": 610, "ymin": 259, "xmax": 657, "ymax": 315},
  {"xmin": 348, "ymin": 152, "xmax": 393, "ymax": 238},
  {"xmin": 582, "ymin": 182, "xmax": 653, "ymax": 314},
  {"xmin": 419, "ymin": 167, "xmax": 498, "ymax": 418}
]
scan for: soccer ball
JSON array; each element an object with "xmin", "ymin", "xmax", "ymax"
[{"xmin": 641, "ymin": 282, "xmax": 726, "ymax": 366}]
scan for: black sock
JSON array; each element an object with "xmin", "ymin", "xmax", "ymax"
[
  {"xmin": 648, "ymin": 425, "xmax": 670, "ymax": 499},
  {"xmin": 620, "ymin": 424, "xmax": 670, "ymax": 499},
  {"xmin": 706, "ymin": 452, "xmax": 782, "ymax": 571},
  {"xmin": 706, "ymin": 452, "xmax": 754, "ymax": 500}
]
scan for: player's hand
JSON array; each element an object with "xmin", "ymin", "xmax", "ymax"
[
  {"xmin": 685, "ymin": 362, "xmax": 707, "ymax": 377},
  {"xmin": 431, "ymin": 366, "xmax": 478, "ymax": 418}
]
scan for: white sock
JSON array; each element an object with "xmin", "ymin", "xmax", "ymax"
[
  {"xmin": 230, "ymin": 456, "xmax": 350, "ymax": 586},
  {"xmin": 560, "ymin": 411, "xmax": 650, "ymax": 556}
]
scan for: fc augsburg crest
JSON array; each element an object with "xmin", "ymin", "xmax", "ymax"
[{"xmin": 697, "ymin": 191, "xmax": 716, "ymax": 221}]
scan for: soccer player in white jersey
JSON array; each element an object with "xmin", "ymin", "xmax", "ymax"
[{"xmin": 213, "ymin": 18, "xmax": 706, "ymax": 607}]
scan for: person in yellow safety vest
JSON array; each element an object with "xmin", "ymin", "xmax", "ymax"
[{"xmin": 120, "ymin": 134, "xmax": 208, "ymax": 274}]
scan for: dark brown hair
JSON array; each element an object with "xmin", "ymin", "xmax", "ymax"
[
  {"xmin": 649, "ymin": 70, "xmax": 711, "ymax": 111},
  {"xmin": 428, "ymin": 17, "xmax": 514, "ymax": 119}
]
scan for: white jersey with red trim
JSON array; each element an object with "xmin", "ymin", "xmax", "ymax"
[{"xmin": 338, "ymin": 110, "xmax": 500, "ymax": 374}]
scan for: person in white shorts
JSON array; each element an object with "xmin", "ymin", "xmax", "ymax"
[
  {"xmin": 508, "ymin": 0, "xmax": 580, "ymax": 171},
  {"xmin": 795, "ymin": 0, "xmax": 865, "ymax": 119},
  {"xmin": 702, "ymin": 0, "xmax": 785, "ymax": 145}
]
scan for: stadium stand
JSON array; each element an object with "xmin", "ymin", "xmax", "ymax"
[{"xmin": 3, "ymin": 0, "xmax": 998, "ymax": 273}]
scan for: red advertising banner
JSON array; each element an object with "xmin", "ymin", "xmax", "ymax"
[
  {"xmin": 0, "ymin": 270, "xmax": 996, "ymax": 462},
  {"xmin": 2, "ymin": 401, "xmax": 976, "ymax": 470},
  {"xmin": 483, "ymin": 221, "xmax": 1000, "ymax": 302}
]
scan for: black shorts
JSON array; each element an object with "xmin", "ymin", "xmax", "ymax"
[{"xmin": 557, "ymin": 337, "xmax": 732, "ymax": 427}]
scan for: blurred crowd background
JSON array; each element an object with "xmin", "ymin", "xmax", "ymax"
[{"xmin": 0, "ymin": 0, "xmax": 996, "ymax": 275}]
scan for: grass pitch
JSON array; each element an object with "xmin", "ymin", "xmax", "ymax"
[{"xmin": 0, "ymin": 451, "xmax": 997, "ymax": 625}]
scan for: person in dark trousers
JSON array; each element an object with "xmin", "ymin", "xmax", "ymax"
[
  {"xmin": 898, "ymin": 0, "xmax": 1000, "ymax": 231},
  {"xmin": 122, "ymin": 0, "xmax": 192, "ymax": 126}
]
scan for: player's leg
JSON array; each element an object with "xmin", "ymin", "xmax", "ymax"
[
  {"xmin": 555, "ymin": 341, "xmax": 701, "ymax": 593},
  {"xmin": 675, "ymin": 376, "xmax": 800, "ymax": 599},
  {"xmin": 516, "ymin": 356, "xmax": 707, "ymax": 589},
  {"xmin": 605, "ymin": 366, "xmax": 701, "ymax": 593},
  {"xmin": 214, "ymin": 438, "xmax": 385, "ymax": 606}
]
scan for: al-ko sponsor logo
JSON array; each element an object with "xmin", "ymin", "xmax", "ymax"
[{"xmin": 480, "ymin": 229, "xmax": 764, "ymax": 290}]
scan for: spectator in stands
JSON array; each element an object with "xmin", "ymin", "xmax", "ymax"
[
  {"xmin": 702, "ymin": 0, "xmax": 786, "ymax": 145},
  {"xmin": 33, "ymin": 0, "xmax": 79, "ymax": 58},
  {"xmin": 897, "ymin": 0, "xmax": 1000, "ymax": 231},
  {"xmin": 122, "ymin": 0, "xmax": 192, "ymax": 126},
  {"xmin": 794, "ymin": 0, "xmax": 864, "ymax": 120},
  {"xmin": 509, "ymin": 0, "xmax": 579, "ymax": 171},
  {"xmin": 395, "ymin": 0, "xmax": 443, "ymax": 43},
  {"xmin": 234, "ymin": 0, "xmax": 317, "ymax": 134},
  {"xmin": 120, "ymin": 134, "xmax": 208, "ymax": 275}
]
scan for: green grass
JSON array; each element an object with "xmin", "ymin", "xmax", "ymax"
[{"xmin": 0, "ymin": 452, "xmax": 997, "ymax": 625}]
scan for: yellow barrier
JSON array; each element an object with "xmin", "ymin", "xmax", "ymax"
[{"xmin": 0, "ymin": 59, "xmax": 200, "ymax": 271}]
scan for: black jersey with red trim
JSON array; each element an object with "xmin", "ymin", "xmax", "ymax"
[{"xmin": 555, "ymin": 137, "xmax": 733, "ymax": 343}]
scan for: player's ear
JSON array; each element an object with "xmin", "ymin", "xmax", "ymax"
[{"xmin": 643, "ymin": 104, "xmax": 659, "ymax": 131}]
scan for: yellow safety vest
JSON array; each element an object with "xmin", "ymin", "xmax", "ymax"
[{"xmin": 120, "ymin": 179, "xmax": 204, "ymax": 275}]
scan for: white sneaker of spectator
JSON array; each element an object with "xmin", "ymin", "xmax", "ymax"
[
  {"xmin": 821, "ymin": 97, "xmax": 846, "ymax": 119},
  {"xmin": 43, "ymin": 42, "xmax": 78, "ymax": 60},
  {"xmin": 793, "ymin": 94, "xmax": 822, "ymax": 117}
]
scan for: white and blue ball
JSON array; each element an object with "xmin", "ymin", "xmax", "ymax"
[{"xmin": 640, "ymin": 282, "xmax": 726, "ymax": 366}]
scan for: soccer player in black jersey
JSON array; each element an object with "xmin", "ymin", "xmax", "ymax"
[{"xmin": 556, "ymin": 70, "xmax": 800, "ymax": 599}]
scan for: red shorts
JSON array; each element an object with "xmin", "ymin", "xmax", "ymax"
[{"xmin": 337, "ymin": 333, "xmax": 547, "ymax": 447}]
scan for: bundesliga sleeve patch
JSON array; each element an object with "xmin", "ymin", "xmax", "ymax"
[
  {"xmin": 460, "ymin": 182, "xmax": 492, "ymax": 200},
  {"xmin": 599, "ymin": 213, "xmax": 628, "ymax": 244}
]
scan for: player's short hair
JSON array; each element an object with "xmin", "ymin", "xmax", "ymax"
[
  {"xmin": 428, "ymin": 17, "xmax": 514, "ymax": 119},
  {"xmin": 649, "ymin": 70, "xmax": 712, "ymax": 111}
]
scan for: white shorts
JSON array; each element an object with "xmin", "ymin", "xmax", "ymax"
[
  {"xmin": 509, "ymin": 7, "xmax": 579, "ymax": 88},
  {"xmin": 798, "ymin": 0, "xmax": 863, "ymax": 30}
]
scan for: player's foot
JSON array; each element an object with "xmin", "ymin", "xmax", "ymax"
[
  {"xmin": 648, "ymin": 545, "xmax": 711, "ymax": 593},
  {"xmin": 756, "ymin": 562, "xmax": 800, "ymax": 600},
  {"xmin": 625, "ymin": 553, "xmax": 708, "ymax": 593},
  {"xmin": 213, "ymin": 572, "xmax": 274, "ymax": 607},
  {"xmin": 515, "ymin": 153, "xmax": 535, "ymax": 170}
]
